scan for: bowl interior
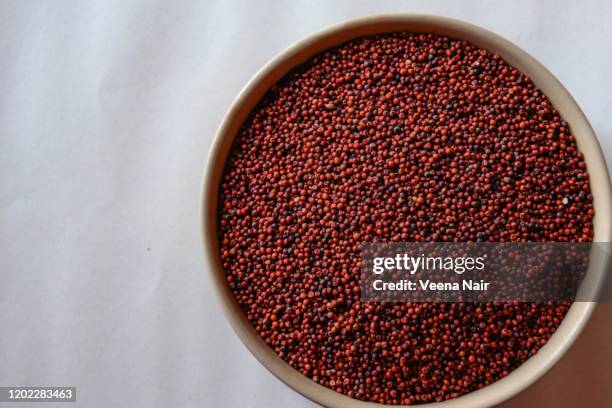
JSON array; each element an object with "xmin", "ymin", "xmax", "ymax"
[{"xmin": 202, "ymin": 14, "xmax": 612, "ymax": 408}]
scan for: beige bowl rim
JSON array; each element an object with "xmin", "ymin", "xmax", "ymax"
[{"xmin": 201, "ymin": 14, "xmax": 612, "ymax": 408}]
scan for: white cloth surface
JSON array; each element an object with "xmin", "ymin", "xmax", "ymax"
[{"xmin": 0, "ymin": 1, "xmax": 610, "ymax": 407}]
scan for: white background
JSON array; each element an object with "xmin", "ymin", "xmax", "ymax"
[{"xmin": 1, "ymin": 1, "xmax": 611, "ymax": 407}]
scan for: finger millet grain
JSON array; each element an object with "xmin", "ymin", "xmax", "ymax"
[{"xmin": 218, "ymin": 32, "xmax": 594, "ymax": 405}]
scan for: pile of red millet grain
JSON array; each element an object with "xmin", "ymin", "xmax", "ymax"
[{"xmin": 218, "ymin": 33, "xmax": 593, "ymax": 404}]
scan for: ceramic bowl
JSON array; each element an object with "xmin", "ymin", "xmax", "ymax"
[{"xmin": 201, "ymin": 14, "xmax": 612, "ymax": 407}]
